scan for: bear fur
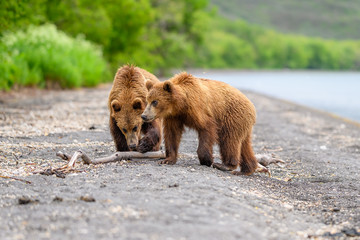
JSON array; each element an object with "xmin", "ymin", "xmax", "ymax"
[
  {"xmin": 142, "ymin": 72, "xmax": 258, "ymax": 175},
  {"xmin": 108, "ymin": 65, "xmax": 162, "ymax": 153}
]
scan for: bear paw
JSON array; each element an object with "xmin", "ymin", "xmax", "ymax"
[
  {"xmin": 212, "ymin": 163, "xmax": 233, "ymax": 171},
  {"xmin": 159, "ymin": 158, "xmax": 177, "ymax": 165},
  {"xmin": 137, "ymin": 137, "xmax": 154, "ymax": 153}
]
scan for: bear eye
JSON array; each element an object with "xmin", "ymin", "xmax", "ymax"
[
  {"xmin": 152, "ymin": 100, "xmax": 158, "ymax": 107},
  {"xmin": 112, "ymin": 104, "xmax": 121, "ymax": 112},
  {"xmin": 132, "ymin": 126, "xmax": 138, "ymax": 132},
  {"xmin": 122, "ymin": 128, "xmax": 127, "ymax": 133},
  {"xmin": 133, "ymin": 101, "xmax": 142, "ymax": 110}
]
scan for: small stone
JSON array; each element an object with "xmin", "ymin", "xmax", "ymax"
[
  {"xmin": 80, "ymin": 195, "xmax": 95, "ymax": 202},
  {"xmin": 168, "ymin": 183, "xmax": 179, "ymax": 188},
  {"xmin": 18, "ymin": 196, "xmax": 39, "ymax": 205},
  {"xmin": 53, "ymin": 196, "xmax": 63, "ymax": 202},
  {"xmin": 331, "ymin": 207, "xmax": 340, "ymax": 212},
  {"xmin": 18, "ymin": 197, "xmax": 31, "ymax": 205},
  {"xmin": 323, "ymin": 232, "xmax": 344, "ymax": 238},
  {"xmin": 342, "ymin": 228, "xmax": 360, "ymax": 237}
]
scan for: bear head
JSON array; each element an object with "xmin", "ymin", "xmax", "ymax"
[
  {"xmin": 110, "ymin": 96, "xmax": 145, "ymax": 151},
  {"xmin": 142, "ymin": 80, "xmax": 179, "ymax": 122}
]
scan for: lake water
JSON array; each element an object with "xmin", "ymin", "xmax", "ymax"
[{"xmin": 192, "ymin": 70, "xmax": 360, "ymax": 123}]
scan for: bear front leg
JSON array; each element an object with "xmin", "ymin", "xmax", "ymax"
[
  {"xmin": 197, "ymin": 128, "xmax": 216, "ymax": 167},
  {"xmin": 109, "ymin": 117, "xmax": 129, "ymax": 151},
  {"xmin": 162, "ymin": 118, "xmax": 184, "ymax": 165},
  {"xmin": 138, "ymin": 121, "xmax": 162, "ymax": 153}
]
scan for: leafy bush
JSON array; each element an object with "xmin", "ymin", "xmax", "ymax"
[{"xmin": 0, "ymin": 24, "xmax": 109, "ymax": 90}]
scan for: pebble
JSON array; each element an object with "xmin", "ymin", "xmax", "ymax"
[
  {"xmin": 18, "ymin": 196, "xmax": 39, "ymax": 205},
  {"xmin": 53, "ymin": 197, "xmax": 63, "ymax": 202},
  {"xmin": 80, "ymin": 195, "xmax": 96, "ymax": 202}
]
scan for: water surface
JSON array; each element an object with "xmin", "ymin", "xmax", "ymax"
[{"xmin": 192, "ymin": 71, "xmax": 360, "ymax": 123}]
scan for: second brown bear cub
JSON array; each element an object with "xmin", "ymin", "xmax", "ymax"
[
  {"xmin": 142, "ymin": 72, "xmax": 258, "ymax": 175},
  {"xmin": 108, "ymin": 65, "xmax": 162, "ymax": 153}
]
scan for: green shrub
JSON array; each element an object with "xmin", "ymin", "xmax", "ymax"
[{"xmin": 0, "ymin": 24, "xmax": 110, "ymax": 90}]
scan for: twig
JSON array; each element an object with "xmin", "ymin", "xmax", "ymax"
[
  {"xmin": 51, "ymin": 150, "xmax": 166, "ymax": 175},
  {"xmin": 261, "ymin": 146, "xmax": 283, "ymax": 152},
  {"xmin": 56, "ymin": 151, "xmax": 72, "ymax": 161},
  {"xmin": 255, "ymin": 153, "xmax": 285, "ymax": 167},
  {"xmin": 56, "ymin": 150, "xmax": 166, "ymax": 166},
  {"xmin": 12, "ymin": 153, "xmax": 19, "ymax": 161},
  {"xmin": 0, "ymin": 175, "xmax": 32, "ymax": 184},
  {"xmin": 34, "ymin": 150, "xmax": 166, "ymax": 178}
]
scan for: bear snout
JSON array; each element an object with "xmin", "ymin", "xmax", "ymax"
[
  {"xmin": 141, "ymin": 114, "xmax": 149, "ymax": 121},
  {"xmin": 129, "ymin": 143, "xmax": 137, "ymax": 151}
]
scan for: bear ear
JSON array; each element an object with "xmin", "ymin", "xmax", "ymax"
[
  {"xmin": 146, "ymin": 81, "xmax": 154, "ymax": 91},
  {"xmin": 132, "ymin": 98, "xmax": 143, "ymax": 110},
  {"xmin": 163, "ymin": 81, "xmax": 172, "ymax": 93},
  {"xmin": 111, "ymin": 100, "xmax": 121, "ymax": 112}
]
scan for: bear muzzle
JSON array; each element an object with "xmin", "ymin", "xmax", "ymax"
[
  {"xmin": 141, "ymin": 105, "xmax": 156, "ymax": 122},
  {"xmin": 141, "ymin": 114, "xmax": 152, "ymax": 122},
  {"xmin": 129, "ymin": 143, "xmax": 137, "ymax": 151},
  {"xmin": 126, "ymin": 133, "xmax": 139, "ymax": 151}
]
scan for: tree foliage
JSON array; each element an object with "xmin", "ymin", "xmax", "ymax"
[{"xmin": 1, "ymin": 0, "xmax": 360, "ymax": 90}]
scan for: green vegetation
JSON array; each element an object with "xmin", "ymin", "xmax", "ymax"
[
  {"xmin": 1, "ymin": 0, "xmax": 360, "ymax": 90},
  {"xmin": 0, "ymin": 0, "xmax": 209, "ymax": 90},
  {"xmin": 0, "ymin": 24, "xmax": 109, "ymax": 90},
  {"xmin": 194, "ymin": 18, "xmax": 360, "ymax": 70},
  {"xmin": 210, "ymin": 0, "xmax": 360, "ymax": 40}
]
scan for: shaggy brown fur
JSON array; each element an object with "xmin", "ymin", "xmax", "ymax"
[
  {"xmin": 142, "ymin": 72, "xmax": 258, "ymax": 175},
  {"xmin": 108, "ymin": 65, "xmax": 162, "ymax": 153}
]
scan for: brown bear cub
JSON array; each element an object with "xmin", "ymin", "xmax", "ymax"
[
  {"xmin": 108, "ymin": 65, "xmax": 162, "ymax": 153},
  {"xmin": 142, "ymin": 72, "xmax": 258, "ymax": 175}
]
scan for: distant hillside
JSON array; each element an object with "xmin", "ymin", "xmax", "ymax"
[{"xmin": 210, "ymin": 0, "xmax": 360, "ymax": 40}]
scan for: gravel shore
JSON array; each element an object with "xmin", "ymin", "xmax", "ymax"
[{"xmin": 0, "ymin": 84, "xmax": 359, "ymax": 240}]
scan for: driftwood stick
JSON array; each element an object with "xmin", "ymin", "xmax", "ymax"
[
  {"xmin": 56, "ymin": 151, "xmax": 72, "ymax": 161},
  {"xmin": 56, "ymin": 150, "xmax": 166, "ymax": 167},
  {"xmin": 34, "ymin": 150, "xmax": 166, "ymax": 178},
  {"xmin": 91, "ymin": 151, "xmax": 166, "ymax": 164}
]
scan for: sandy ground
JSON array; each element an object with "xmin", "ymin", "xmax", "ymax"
[{"xmin": 0, "ymin": 84, "xmax": 359, "ymax": 240}]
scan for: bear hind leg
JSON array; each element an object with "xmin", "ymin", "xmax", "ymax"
[
  {"xmin": 237, "ymin": 133, "xmax": 257, "ymax": 175},
  {"xmin": 213, "ymin": 137, "xmax": 240, "ymax": 171}
]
